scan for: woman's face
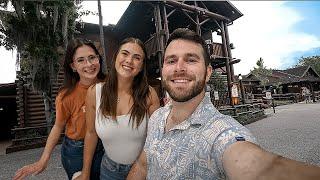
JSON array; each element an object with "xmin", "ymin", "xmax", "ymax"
[
  {"xmin": 70, "ymin": 45, "xmax": 101, "ymax": 84},
  {"xmin": 115, "ymin": 42, "xmax": 145, "ymax": 79}
]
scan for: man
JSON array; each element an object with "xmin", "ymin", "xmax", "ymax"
[{"xmin": 127, "ymin": 28, "xmax": 320, "ymax": 179}]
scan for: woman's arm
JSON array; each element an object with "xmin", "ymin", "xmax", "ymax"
[
  {"xmin": 14, "ymin": 110, "xmax": 66, "ymax": 180},
  {"xmin": 76, "ymin": 86, "xmax": 99, "ymax": 180}
]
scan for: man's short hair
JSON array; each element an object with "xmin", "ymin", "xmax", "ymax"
[{"xmin": 166, "ymin": 28, "xmax": 211, "ymax": 67}]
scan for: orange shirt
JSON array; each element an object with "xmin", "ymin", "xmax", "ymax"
[{"xmin": 55, "ymin": 82, "xmax": 90, "ymax": 140}]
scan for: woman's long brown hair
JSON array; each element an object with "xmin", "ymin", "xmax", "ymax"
[{"xmin": 100, "ymin": 38, "xmax": 149, "ymax": 128}]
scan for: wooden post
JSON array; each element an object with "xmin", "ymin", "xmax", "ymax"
[
  {"xmin": 195, "ymin": 1, "xmax": 201, "ymax": 36},
  {"xmin": 154, "ymin": 3, "xmax": 165, "ymax": 100},
  {"xmin": 220, "ymin": 21, "xmax": 233, "ymax": 105},
  {"xmin": 23, "ymin": 84, "xmax": 28, "ymax": 127},
  {"xmin": 224, "ymin": 23, "xmax": 235, "ymax": 81},
  {"xmin": 98, "ymin": 0, "xmax": 107, "ymax": 73},
  {"xmin": 162, "ymin": 4, "xmax": 169, "ymax": 41}
]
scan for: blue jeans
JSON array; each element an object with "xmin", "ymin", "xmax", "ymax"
[
  {"xmin": 61, "ymin": 136, "xmax": 104, "ymax": 180},
  {"xmin": 100, "ymin": 154, "xmax": 132, "ymax": 180}
]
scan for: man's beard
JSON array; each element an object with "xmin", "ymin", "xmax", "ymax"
[{"xmin": 162, "ymin": 72, "xmax": 206, "ymax": 102}]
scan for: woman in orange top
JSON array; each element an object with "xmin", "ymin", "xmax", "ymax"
[{"xmin": 14, "ymin": 39, "xmax": 106, "ymax": 180}]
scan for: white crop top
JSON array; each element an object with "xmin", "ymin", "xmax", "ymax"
[{"xmin": 95, "ymin": 83, "xmax": 147, "ymax": 165}]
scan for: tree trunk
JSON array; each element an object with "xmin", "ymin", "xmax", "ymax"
[
  {"xmin": 62, "ymin": 9, "xmax": 69, "ymax": 49},
  {"xmin": 98, "ymin": 0, "xmax": 107, "ymax": 73},
  {"xmin": 43, "ymin": 92, "xmax": 52, "ymax": 135}
]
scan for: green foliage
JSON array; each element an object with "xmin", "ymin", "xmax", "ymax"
[
  {"xmin": 208, "ymin": 71, "xmax": 227, "ymax": 100},
  {"xmin": 296, "ymin": 55, "xmax": 320, "ymax": 75},
  {"xmin": 0, "ymin": 0, "xmax": 83, "ymax": 94},
  {"xmin": 210, "ymin": 71, "xmax": 226, "ymax": 92},
  {"xmin": 250, "ymin": 57, "xmax": 272, "ymax": 88}
]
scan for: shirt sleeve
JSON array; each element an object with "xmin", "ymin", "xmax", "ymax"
[
  {"xmin": 55, "ymin": 92, "xmax": 71, "ymax": 124},
  {"xmin": 212, "ymin": 117, "xmax": 257, "ymax": 176}
]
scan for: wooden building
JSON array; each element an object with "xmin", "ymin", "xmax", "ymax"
[{"xmin": 241, "ymin": 66, "xmax": 320, "ymax": 96}]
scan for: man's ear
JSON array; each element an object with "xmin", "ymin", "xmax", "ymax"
[{"xmin": 206, "ymin": 65, "xmax": 212, "ymax": 83}]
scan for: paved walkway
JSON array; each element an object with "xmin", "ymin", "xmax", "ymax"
[
  {"xmin": 0, "ymin": 145, "xmax": 66, "ymax": 180},
  {"xmin": 1, "ymin": 102, "xmax": 319, "ymax": 179},
  {"xmin": 246, "ymin": 102, "xmax": 320, "ymax": 166}
]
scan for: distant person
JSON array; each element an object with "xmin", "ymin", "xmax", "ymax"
[
  {"xmin": 14, "ymin": 39, "xmax": 105, "ymax": 180},
  {"xmin": 127, "ymin": 28, "xmax": 320, "ymax": 180},
  {"xmin": 75, "ymin": 38, "xmax": 160, "ymax": 180}
]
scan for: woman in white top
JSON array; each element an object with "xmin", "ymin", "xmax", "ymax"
[{"xmin": 76, "ymin": 37, "xmax": 160, "ymax": 180}]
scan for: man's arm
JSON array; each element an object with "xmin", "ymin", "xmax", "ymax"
[
  {"xmin": 223, "ymin": 141, "xmax": 320, "ymax": 180},
  {"xmin": 127, "ymin": 150, "xmax": 147, "ymax": 180}
]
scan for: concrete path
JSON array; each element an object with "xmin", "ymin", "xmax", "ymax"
[
  {"xmin": 246, "ymin": 102, "xmax": 320, "ymax": 166},
  {"xmin": 0, "ymin": 145, "xmax": 66, "ymax": 180}
]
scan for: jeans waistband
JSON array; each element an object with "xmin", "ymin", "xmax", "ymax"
[{"xmin": 102, "ymin": 153, "xmax": 132, "ymax": 170}]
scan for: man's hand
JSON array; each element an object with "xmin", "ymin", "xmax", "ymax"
[
  {"xmin": 13, "ymin": 160, "xmax": 47, "ymax": 180},
  {"xmin": 72, "ymin": 171, "xmax": 89, "ymax": 180},
  {"xmin": 127, "ymin": 150, "xmax": 147, "ymax": 180}
]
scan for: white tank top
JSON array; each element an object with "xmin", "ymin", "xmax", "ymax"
[{"xmin": 95, "ymin": 83, "xmax": 147, "ymax": 164}]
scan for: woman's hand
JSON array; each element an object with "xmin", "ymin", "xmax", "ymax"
[{"xmin": 13, "ymin": 160, "xmax": 47, "ymax": 180}]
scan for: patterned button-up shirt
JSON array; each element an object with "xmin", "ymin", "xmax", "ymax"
[{"xmin": 144, "ymin": 93, "xmax": 257, "ymax": 180}]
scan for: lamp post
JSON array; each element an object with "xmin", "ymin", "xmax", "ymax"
[{"xmin": 238, "ymin": 74, "xmax": 245, "ymax": 104}]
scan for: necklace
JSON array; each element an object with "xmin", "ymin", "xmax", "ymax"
[{"xmin": 117, "ymin": 97, "xmax": 120, "ymax": 103}]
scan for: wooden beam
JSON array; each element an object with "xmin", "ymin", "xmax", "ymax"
[
  {"xmin": 181, "ymin": 10, "xmax": 197, "ymax": 25},
  {"xmin": 167, "ymin": 8, "xmax": 176, "ymax": 18},
  {"xmin": 200, "ymin": 18, "xmax": 210, "ymax": 26},
  {"xmin": 165, "ymin": 0, "xmax": 231, "ymax": 22},
  {"xmin": 0, "ymin": 95, "xmax": 16, "ymax": 99}
]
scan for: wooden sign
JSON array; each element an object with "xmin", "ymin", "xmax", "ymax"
[
  {"xmin": 214, "ymin": 91, "xmax": 219, "ymax": 100},
  {"xmin": 266, "ymin": 91, "xmax": 272, "ymax": 99},
  {"xmin": 231, "ymin": 84, "xmax": 239, "ymax": 98}
]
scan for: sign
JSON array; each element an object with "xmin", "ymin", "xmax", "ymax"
[
  {"xmin": 266, "ymin": 91, "xmax": 272, "ymax": 99},
  {"xmin": 214, "ymin": 91, "xmax": 219, "ymax": 100},
  {"xmin": 231, "ymin": 84, "xmax": 239, "ymax": 98}
]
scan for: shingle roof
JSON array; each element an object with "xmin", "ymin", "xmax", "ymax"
[{"xmin": 280, "ymin": 66, "xmax": 309, "ymax": 77}]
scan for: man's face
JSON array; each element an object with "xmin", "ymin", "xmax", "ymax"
[{"xmin": 162, "ymin": 39, "xmax": 212, "ymax": 102}]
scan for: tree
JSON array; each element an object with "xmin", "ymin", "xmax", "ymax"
[
  {"xmin": 97, "ymin": 0, "xmax": 107, "ymax": 73},
  {"xmin": 0, "ymin": 0, "xmax": 86, "ymax": 128},
  {"xmin": 296, "ymin": 55, "xmax": 320, "ymax": 75},
  {"xmin": 250, "ymin": 57, "xmax": 272, "ymax": 90}
]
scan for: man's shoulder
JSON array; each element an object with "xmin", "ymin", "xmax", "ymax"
[{"xmin": 199, "ymin": 112, "xmax": 247, "ymax": 141}]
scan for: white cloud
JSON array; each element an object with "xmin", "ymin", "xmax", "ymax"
[{"xmin": 229, "ymin": 1, "xmax": 320, "ymax": 75}]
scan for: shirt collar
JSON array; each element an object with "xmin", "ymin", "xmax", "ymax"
[
  {"xmin": 188, "ymin": 92, "xmax": 218, "ymax": 126},
  {"xmin": 163, "ymin": 92, "xmax": 218, "ymax": 132}
]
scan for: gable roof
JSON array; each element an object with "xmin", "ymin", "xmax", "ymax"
[
  {"xmin": 280, "ymin": 66, "xmax": 309, "ymax": 77},
  {"xmin": 241, "ymin": 65, "xmax": 320, "ymax": 86}
]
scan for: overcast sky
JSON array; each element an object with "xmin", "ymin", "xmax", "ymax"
[{"xmin": 1, "ymin": 1, "xmax": 320, "ymax": 83}]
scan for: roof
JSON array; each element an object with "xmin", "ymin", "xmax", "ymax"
[
  {"xmin": 280, "ymin": 66, "xmax": 309, "ymax": 77},
  {"xmin": 0, "ymin": 83, "xmax": 16, "ymax": 95},
  {"xmin": 244, "ymin": 66, "xmax": 320, "ymax": 86},
  {"xmin": 115, "ymin": 1, "xmax": 243, "ymax": 42}
]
